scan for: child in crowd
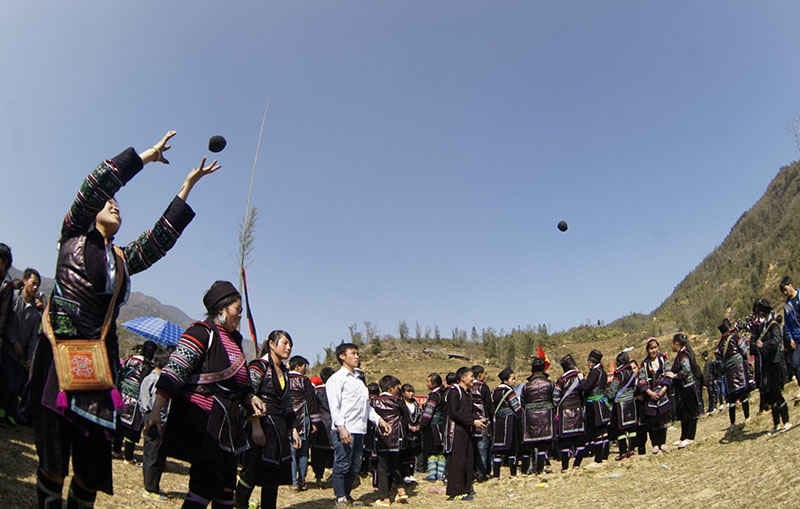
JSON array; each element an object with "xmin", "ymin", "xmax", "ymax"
[
  {"xmin": 400, "ymin": 383, "xmax": 422, "ymax": 484},
  {"xmin": 371, "ymin": 375, "xmax": 410, "ymax": 506}
]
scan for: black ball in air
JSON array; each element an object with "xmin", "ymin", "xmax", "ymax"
[
  {"xmin": 557, "ymin": 220, "xmax": 568, "ymax": 232},
  {"xmin": 208, "ymin": 135, "xmax": 227, "ymax": 153}
]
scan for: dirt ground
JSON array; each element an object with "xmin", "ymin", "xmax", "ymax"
[{"xmin": 2, "ymin": 399, "xmax": 800, "ymax": 508}]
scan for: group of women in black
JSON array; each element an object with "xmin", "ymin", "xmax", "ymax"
[
  {"xmin": 488, "ymin": 299, "xmax": 793, "ymax": 478},
  {"xmin": 716, "ymin": 298, "xmax": 791, "ymax": 433}
]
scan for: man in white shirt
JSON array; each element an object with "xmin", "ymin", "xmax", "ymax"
[{"xmin": 326, "ymin": 342, "xmax": 390, "ymax": 507}]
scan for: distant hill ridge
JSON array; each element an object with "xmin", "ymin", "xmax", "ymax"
[{"xmin": 7, "ymin": 266, "xmax": 194, "ymax": 352}]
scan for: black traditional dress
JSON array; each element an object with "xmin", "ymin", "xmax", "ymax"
[
  {"xmin": 491, "ymin": 383, "xmax": 521, "ymax": 455},
  {"xmin": 239, "ymin": 357, "xmax": 295, "ymax": 487},
  {"xmin": 636, "ymin": 353, "xmax": 672, "ymax": 448},
  {"xmin": 444, "ymin": 384, "xmax": 474, "ymax": 498}
]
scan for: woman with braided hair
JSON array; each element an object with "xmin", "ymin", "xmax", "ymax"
[{"xmin": 666, "ymin": 333, "xmax": 702, "ymax": 448}]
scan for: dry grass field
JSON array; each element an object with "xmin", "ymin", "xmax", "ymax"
[{"xmin": 3, "ymin": 336, "xmax": 800, "ymax": 508}]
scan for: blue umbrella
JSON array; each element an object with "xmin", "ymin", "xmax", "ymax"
[{"xmin": 122, "ymin": 316, "xmax": 185, "ymax": 347}]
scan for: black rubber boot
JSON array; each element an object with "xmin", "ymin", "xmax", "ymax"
[
  {"xmin": 492, "ymin": 457, "xmax": 502, "ymax": 478},
  {"xmin": 536, "ymin": 452, "xmax": 546, "ymax": 475},
  {"xmin": 520, "ymin": 455, "xmax": 532, "ymax": 475}
]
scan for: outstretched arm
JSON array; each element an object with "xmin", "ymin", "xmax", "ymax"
[
  {"xmin": 123, "ymin": 156, "xmax": 221, "ymax": 275},
  {"xmin": 61, "ymin": 131, "xmax": 175, "ymax": 241}
]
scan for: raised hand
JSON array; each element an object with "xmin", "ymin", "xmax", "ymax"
[
  {"xmin": 153, "ymin": 130, "xmax": 176, "ymax": 163},
  {"xmin": 177, "ymin": 156, "xmax": 222, "ymax": 201},
  {"xmin": 140, "ymin": 130, "xmax": 177, "ymax": 165},
  {"xmin": 185, "ymin": 157, "xmax": 221, "ymax": 186}
]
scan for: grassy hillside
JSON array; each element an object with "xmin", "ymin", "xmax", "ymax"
[{"xmin": 310, "ymin": 333, "xmax": 720, "ymax": 390}]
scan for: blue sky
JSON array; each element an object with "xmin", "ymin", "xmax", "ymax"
[{"xmin": 2, "ymin": 2, "xmax": 799, "ymax": 361}]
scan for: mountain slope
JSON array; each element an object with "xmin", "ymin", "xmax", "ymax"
[{"xmin": 653, "ymin": 160, "xmax": 800, "ymax": 332}]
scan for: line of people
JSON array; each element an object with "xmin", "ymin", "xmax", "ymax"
[
  {"xmin": 0, "ymin": 255, "xmax": 44, "ymax": 428},
  {"xmin": 411, "ymin": 317, "xmax": 793, "ymax": 496}
]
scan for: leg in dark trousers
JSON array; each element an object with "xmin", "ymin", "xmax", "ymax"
[
  {"xmin": 707, "ymin": 384, "xmax": 717, "ymax": 413},
  {"xmin": 112, "ymin": 431, "xmax": 123, "ymax": 458},
  {"xmin": 142, "ymin": 417, "xmax": 166, "ymax": 494},
  {"xmin": 635, "ymin": 425, "xmax": 647, "ymax": 454},
  {"xmin": 681, "ymin": 418, "xmax": 697, "ymax": 441},
  {"xmin": 66, "ymin": 477, "xmax": 97, "ymax": 509},
  {"xmin": 492, "ymin": 455, "xmax": 503, "ymax": 477},
  {"xmin": 123, "ymin": 431, "xmax": 137, "ymax": 462},
  {"xmin": 376, "ymin": 451, "xmax": 401, "ymax": 500},
  {"xmin": 260, "ymin": 481, "xmax": 279, "ymax": 509},
  {"xmin": 772, "ymin": 397, "xmax": 790, "ymax": 427},
  {"xmin": 310, "ymin": 447, "xmax": 332, "ymax": 484},
  {"xmin": 648, "ymin": 425, "xmax": 666, "ymax": 449}
]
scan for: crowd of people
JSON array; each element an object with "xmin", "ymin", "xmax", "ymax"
[{"xmin": 0, "ymin": 132, "xmax": 798, "ymax": 509}]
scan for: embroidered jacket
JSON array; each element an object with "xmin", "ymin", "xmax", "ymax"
[
  {"xmin": 287, "ymin": 371, "xmax": 321, "ymax": 439},
  {"xmin": 371, "ymin": 392, "xmax": 409, "ymax": 452},
  {"xmin": 156, "ymin": 321, "xmax": 252, "ymax": 412}
]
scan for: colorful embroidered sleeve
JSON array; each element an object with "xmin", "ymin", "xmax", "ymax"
[
  {"xmin": 419, "ymin": 391, "xmax": 440, "ymax": 426},
  {"xmin": 123, "ymin": 196, "xmax": 196, "ymax": 275},
  {"xmin": 61, "ymin": 148, "xmax": 144, "ymax": 241},
  {"xmin": 673, "ymin": 355, "xmax": 694, "ymax": 384},
  {"xmin": 156, "ymin": 324, "xmax": 210, "ymax": 396},
  {"xmin": 248, "ymin": 360, "xmax": 266, "ymax": 394},
  {"xmin": 552, "ymin": 379, "xmax": 563, "ymax": 405},
  {"xmin": 505, "ymin": 389, "xmax": 522, "ymax": 415}
]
